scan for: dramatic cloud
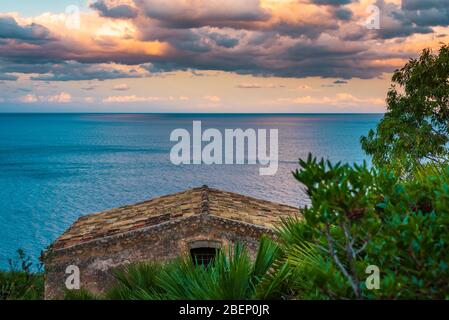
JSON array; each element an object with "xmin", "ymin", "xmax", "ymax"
[
  {"xmin": 374, "ymin": 0, "xmax": 433, "ymax": 39},
  {"xmin": 402, "ymin": 0, "xmax": 449, "ymax": 11},
  {"xmin": 135, "ymin": 0, "xmax": 270, "ymax": 28},
  {"xmin": 334, "ymin": 7, "xmax": 353, "ymax": 21},
  {"xmin": 29, "ymin": 61, "xmax": 151, "ymax": 81},
  {"xmin": 0, "ymin": 15, "xmax": 168, "ymax": 67},
  {"xmin": 208, "ymin": 32, "xmax": 239, "ymax": 48},
  {"xmin": 0, "ymin": 0, "xmax": 447, "ymax": 83},
  {"xmin": 401, "ymin": 0, "xmax": 449, "ymax": 27},
  {"xmin": 0, "ymin": 16, "xmax": 52, "ymax": 42},
  {"xmin": 91, "ymin": 0, "xmax": 138, "ymax": 19},
  {"xmin": 0, "ymin": 73, "xmax": 18, "ymax": 81},
  {"xmin": 311, "ymin": 0, "xmax": 354, "ymax": 5}
]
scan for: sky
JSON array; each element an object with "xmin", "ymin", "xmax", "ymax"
[{"xmin": 0, "ymin": 0, "xmax": 448, "ymax": 113}]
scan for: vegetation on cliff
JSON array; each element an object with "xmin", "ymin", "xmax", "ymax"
[{"xmin": 0, "ymin": 249, "xmax": 43, "ymax": 300}]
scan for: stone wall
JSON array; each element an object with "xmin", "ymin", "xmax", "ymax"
[{"xmin": 43, "ymin": 214, "xmax": 273, "ymax": 299}]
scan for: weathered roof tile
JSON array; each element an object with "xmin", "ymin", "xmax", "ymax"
[{"xmin": 52, "ymin": 186, "xmax": 299, "ymax": 250}]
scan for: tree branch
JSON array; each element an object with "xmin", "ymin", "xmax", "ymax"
[{"xmin": 324, "ymin": 223, "xmax": 361, "ymax": 299}]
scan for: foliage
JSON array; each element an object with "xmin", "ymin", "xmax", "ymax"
[
  {"xmin": 0, "ymin": 249, "xmax": 44, "ymax": 300},
  {"xmin": 274, "ymin": 217, "xmax": 349, "ymax": 299},
  {"xmin": 361, "ymin": 44, "xmax": 449, "ymax": 174},
  {"xmin": 290, "ymin": 154, "xmax": 449, "ymax": 299},
  {"xmin": 64, "ymin": 287, "xmax": 102, "ymax": 300},
  {"xmin": 105, "ymin": 262, "xmax": 165, "ymax": 300}
]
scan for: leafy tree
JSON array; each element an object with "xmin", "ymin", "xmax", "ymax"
[
  {"xmin": 361, "ymin": 44, "xmax": 449, "ymax": 174},
  {"xmin": 291, "ymin": 156, "xmax": 378, "ymax": 298},
  {"xmin": 290, "ymin": 155, "xmax": 449, "ymax": 299}
]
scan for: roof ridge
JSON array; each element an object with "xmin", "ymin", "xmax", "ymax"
[
  {"xmin": 206, "ymin": 186, "xmax": 298, "ymax": 210},
  {"xmin": 200, "ymin": 185, "xmax": 209, "ymax": 215}
]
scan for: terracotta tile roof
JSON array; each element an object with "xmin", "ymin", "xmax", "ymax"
[
  {"xmin": 207, "ymin": 188, "xmax": 298, "ymax": 228},
  {"xmin": 52, "ymin": 186, "xmax": 299, "ymax": 250}
]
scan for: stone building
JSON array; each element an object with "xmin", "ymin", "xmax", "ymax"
[{"xmin": 42, "ymin": 186, "xmax": 298, "ymax": 299}]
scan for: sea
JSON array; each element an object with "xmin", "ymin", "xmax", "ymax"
[{"xmin": 0, "ymin": 113, "xmax": 382, "ymax": 268}]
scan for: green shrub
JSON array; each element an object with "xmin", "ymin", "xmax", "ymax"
[
  {"xmin": 288, "ymin": 155, "xmax": 449, "ymax": 299},
  {"xmin": 0, "ymin": 249, "xmax": 44, "ymax": 300}
]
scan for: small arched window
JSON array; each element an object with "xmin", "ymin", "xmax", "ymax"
[
  {"xmin": 190, "ymin": 247, "xmax": 218, "ymax": 266},
  {"xmin": 189, "ymin": 240, "xmax": 221, "ymax": 266}
]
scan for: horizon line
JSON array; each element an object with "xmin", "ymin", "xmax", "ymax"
[{"xmin": 0, "ymin": 112, "xmax": 385, "ymax": 115}]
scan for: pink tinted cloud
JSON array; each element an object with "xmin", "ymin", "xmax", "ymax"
[{"xmin": 0, "ymin": 0, "xmax": 447, "ymax": 82}]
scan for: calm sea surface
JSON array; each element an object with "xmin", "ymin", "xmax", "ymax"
[{"xmin": 0, "ymin": 113, "xmax": 382, "ymax": 268}]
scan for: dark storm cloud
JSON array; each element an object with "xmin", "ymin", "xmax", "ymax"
[
  {"xmin": 286, "ymin": 41, "xmax": 363, "ymax": 60},
  {"xmin": 90, "ymin": 0, "xmax": 138, "ymax": 19},
  {"xmin": 311, "ymin": 0, "xmax": 354, "ymax": 5},
  {"xmin": 378, "ymin": 24, "xmax": 432, "ymax": 39},
  {"xmin": 142, "ymin": 38, "xmax": 408, "ymax": 79},
  {"xmin": 402, "ymin": 0, "xmax": 449, "ymax": 11},
  {"xmin": 0, "ymin": 61, "xmax": 57, "ymax": 75},
  {"xmin": 0, "ymin": 16, "xmax": 52, "ymax": 43},
  {"xmin": 367, "ymin": 0, "xmax": 449, "ymax": 39},
  {"xmin": 270, "ymin": 20, "xmax": 338, "ymax": 39},
  {"xmin": 30, "ymin": 62, "xmax": 147, "ymax": 81},
  {"xmin": 334, "ymin": 7, "xmax": 353, "ymax": 21},
  {"xmin": 374, "ymin": 0, "xmax": 434, "ymax": 39},
  {"xmin": 134, "ymin": 0, "xmax": 270, "ymax": 29},
  {"xmin": 134, "ymin": 0, "xmax": 337, "ymax": 40},
  {"xmin": 0, "ymin": 60, "xmax": 148, "ymax": 81},
  {"xmin": 0, "ymin": 73, "xmax": 18, "ymax": 81},
  {"xmin": 0, "ymin": 19, "xmax": 409, "ymax": 81},
  {"xmin": 208, "ymin": 33, "xmax": 239, "ymax": 48},
  {"xmin": 136, "ymin": 25, "xmax": 213, "ymax": 52},
  {"xmin": 401, "ymin": 0, "xmax": 449, "ymax": 27},
  {"xmin": 410, "ymin": 10, "xmax": 449, "ymax": 27},
  {"xmin": 0, "ymin": 0, "xmax": 447, "ymax": 82}
]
